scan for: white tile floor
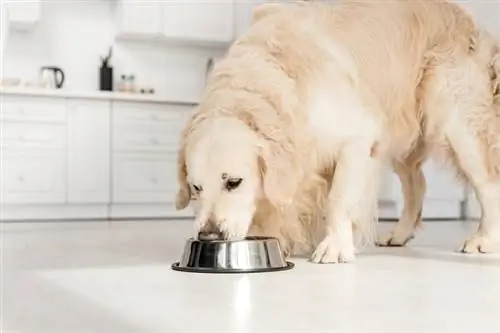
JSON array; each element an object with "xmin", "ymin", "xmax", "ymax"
[{"xmin": 1, "ymin": 220, "xmax": 499, "ymax": 333}]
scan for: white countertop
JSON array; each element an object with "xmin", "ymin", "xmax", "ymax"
[{"xmin": 0, "ymin": 86, "xmax": 199, "ymax": 105}]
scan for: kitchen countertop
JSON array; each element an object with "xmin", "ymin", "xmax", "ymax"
[{"xmin": 0, "ymin": 86, "xmax": 200, "ymax": 105}]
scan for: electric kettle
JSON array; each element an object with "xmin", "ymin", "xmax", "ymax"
[{"xmin": 40, "ymin": 66, "xmax": 65, "ymax": 89}]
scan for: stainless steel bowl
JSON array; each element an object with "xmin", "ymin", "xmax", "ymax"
[{"xmin": 171, "ymin": 236, "xmax": 294, "ymax": 274}]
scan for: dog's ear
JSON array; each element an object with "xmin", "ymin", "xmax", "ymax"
[
  {"xmin": 233, "ymin": 93, "xmax": 302, "ymax": 208},
  {"xmin": 175, "ymin": 116, "xmax": 194, "ymax": 210},
  {"xmin": 175, "ymin": 143, "xmax": 191, "ymax": 210},
  {"xmin": 258, "ymin": 137, "xmax": 303, "ymax": 209},
  {"xmin": 490, "ymin": 52, "xmax": 500, "ymax": 96}
]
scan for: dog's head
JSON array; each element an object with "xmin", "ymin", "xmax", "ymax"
[{"xmin": 175, "ymin": 98, "xmax": 301, "ymax": 240}]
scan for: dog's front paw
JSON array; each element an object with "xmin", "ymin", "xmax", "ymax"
[
  {"xmin": 460, "ymin": 233, "xmax": 500, "ymax": 253},
  {"xmin": 311, "ymin": 235, "xmax": 355, "ymax": 264}
]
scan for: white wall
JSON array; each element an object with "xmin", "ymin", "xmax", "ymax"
[
  {"xmin": 2, "ymin": 0, "xmax": 498, "ymax": 98},
  {"xmin": 1, "ymin": 0, "xmax": 226, "ymax": 101},
  {"xmin": 459, "ymin": 0, "xmax": 500, "ymax": 37}
]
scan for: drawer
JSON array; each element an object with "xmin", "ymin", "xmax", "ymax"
[
  {"xmin": 0, "ymin": 95, "xmax": 67, "ymax": 123},
  {"xmin": 112, "ymin": 154, "xmax": 177, "ymax": 203},
  {"xmin": 1, "ymin": 152, "xmax": 66, "ymax": 204},
  {"xmin": 112, "ymin": 102, "xmax": 191, "ymax": 127},
  {"xmin": 113, "ymin": 128, "xmax": 180, "ymax": 152},
  {"xmin": 1, "ymin": 121, "xmax": 66, "ymax": 150}
]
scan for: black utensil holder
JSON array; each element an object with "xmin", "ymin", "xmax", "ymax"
[{"xmin": 99, "ymin": 66, "xmax": 113, "ymax": 91}]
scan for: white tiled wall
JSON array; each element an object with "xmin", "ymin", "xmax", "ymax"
[{"xmin": 1, "ymin": 0, "xmax": 226, "ymax": 101}]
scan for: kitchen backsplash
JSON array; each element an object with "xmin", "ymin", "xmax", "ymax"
[{"xmin": 1, "ymin": 0, "xmax": 226, "ymax": 101}]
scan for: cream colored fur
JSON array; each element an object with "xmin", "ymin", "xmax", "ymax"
[
  {"xmin": 378, "ymin": 29, "xmax": 500, "ymax": 253},
  {"xmin": 175, "ymin": 0, "xmax": 500, "ymax": 263}
]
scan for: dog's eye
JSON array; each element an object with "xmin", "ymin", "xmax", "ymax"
[
  {"xmin": 225, "ymin": 178, "xmax": 243, "ymax": 191},
  {"xmin": 192, "ymin": 184, "xmax": 203, "ymax": 193}
]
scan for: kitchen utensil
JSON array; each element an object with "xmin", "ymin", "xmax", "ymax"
[
  {"xmin": 40, "ymin": 66, "xmax": 65, "ymax": 89},
  {"xmin": 100, "ymin": 46, "xmax": 113, "ymax": 68},
  {"xmin": 171, "ymin": 235, "xmax": 294, "ymax": 274},
  {"xmin": 99, "ymin": 47, "xmax": 113, "ymax": 91}
]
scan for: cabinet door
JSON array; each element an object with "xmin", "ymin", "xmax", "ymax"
[
  {"xmin": 67, "ymin": 100, "xmax": 111, "ymax": 204},
  {"xmin": 378, "ymin": 166, "xmax": 400, "ymax": 219},
  {"xmin": 5, "ymin": 0, "xmax": 41, "ymax": 30},
  {"xmin": 1, "ymin": 151, "xmax": 66, "ymax": 204},
  {"xmin": 0, "ymin": 96, "xmax": 67, "ymax": 205},
  {"xmin": 112, "ymin": 153, "xmax": 177, "ymax": 204},
  {"xmin": 111, "ymin": 101, "xmax": 190, "ymax": 206},
  {"xmin": 465, "ymin": 185, "xmax": 482, "ymax": 220},
  {"xmin": 163, "ymin": 0, "xmax": 234, "ymax": 44},
  {"xmin": 117, "ymin": 0, "xmax": 163, "ymax": 36}
]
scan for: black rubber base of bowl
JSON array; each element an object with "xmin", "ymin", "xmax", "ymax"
[{"xmin": 171, "ymin": 261, "xmax": 295, "ymax": 274}]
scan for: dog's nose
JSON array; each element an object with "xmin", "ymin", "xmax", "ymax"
[
  {"xmin": 198, "ymin": 218, "xmax": 224, "ymax": 240},
  {"xmin": 198, "ymin": 230, "xmax": 224, "ymax": 240}
]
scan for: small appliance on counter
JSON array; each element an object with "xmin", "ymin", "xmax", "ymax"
[
  {"xmin": 99, "ymin": 46, "xmax": 113, "ymax": 91},
  {"xmin": 116, "ymin": 73, "xmax": 156, "ymax": 95},
  {"xmin": 40, "ymin": 66, "xmax": 65, "ymax": 89}
]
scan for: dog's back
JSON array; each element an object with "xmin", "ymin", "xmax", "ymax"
[{"xmin": 240, "ymin": 0, "xmax": 478, "ymax": 157}]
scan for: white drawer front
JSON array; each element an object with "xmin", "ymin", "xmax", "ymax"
[
  {"xmin": 0, "ymin": 96, "xmax": 67, "ymax": 123},
  {"xmin": 112, "ymin": 154, "xmax": 177, "ymax": 203},
  {"xmin": 113, "ymin": 129, "xmax": 180, "ymax": 152},
  {"xmin": 113, "ymin": 102, "xmax": 190, "ymax": 127},
  {"xmin": 1, "ymin": 122, "xmax": 66, "ymax": 150},
  {"xmin": 1, "ymin": 153, "xmax": 66, "ymax": 204},
  {"xmin": 112, "ymin": 103, "xmax": 190, "ymax": 153}
]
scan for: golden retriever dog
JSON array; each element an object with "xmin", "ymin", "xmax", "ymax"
[{"xmin": 175, "ymin": 0, "xmax": 500, "ymax": 263}]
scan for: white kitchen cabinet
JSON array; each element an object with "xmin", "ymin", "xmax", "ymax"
[
  {"xmin": 112, "ymin": 102, "xmax": 188, "ymax": 153},
  {"xmin": 67, "ymin": 100, "xmax": 111, "ymax": 204},
  {"xmin": 0, "ymin": 91, "xmax": 195, "ymax": 220},
  {"xmin": 116, "ymin": 0, "xmax": 235, "ymax": 45},
  {"xmin": 162, "ymin": 0, "xmax": 234, "ymax": 44},
  {"xmin": 116, "ymin": 0, "xmax": 163, "ymax": 36},
  {"xmin": 421, "ymin": 161, "xmax": 464, "ymax": 219},
  {"xmin": 378, "ymin": 166, "xmax": 400, "ymax": 219},
  {"xmin": 112, "ymin": 153, "xmax": 177, "ymax": 204},
  {"xmin": 1, "ymin": 151, "xmax": 66, "ymax": 204},
  {"xmin": 111, "ymin": 101, "xmax": 190, "ymax": 213},
  {"xmin": 388, "ymin": 160, "xmax": 465, "ymax": 220},
  {"xmin": 0, "ymin": 95, "xmax": 67, "ymax": 204},
  {"xmin": 465, "ymin": 185, "xmax": 482, "ymax": 220},
  {"xmin": 5, "ymin": 0, "xmax": 41, "ymax": 31}
]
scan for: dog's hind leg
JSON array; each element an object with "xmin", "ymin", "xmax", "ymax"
[
  {"xmin": 445, "ymin": 119, "xmax": 500, "ymax": 253},
  {"xmin": 376, "ymin": 157, "xmax": 427, "ymax": 247},
  {"xmin": 425, "ymin": 53, "xmax": 500, "ymax": 253}
]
